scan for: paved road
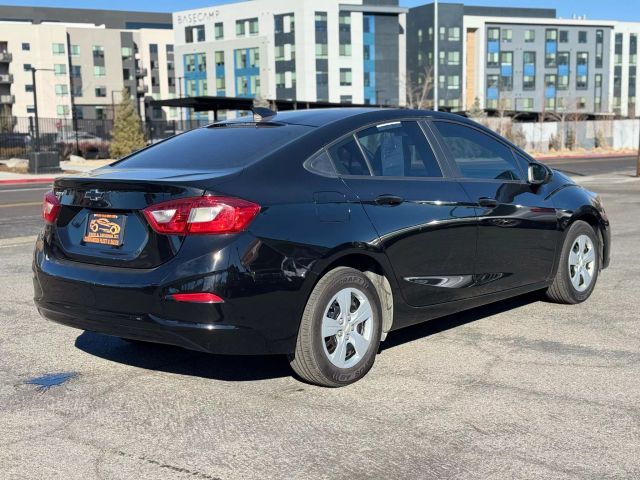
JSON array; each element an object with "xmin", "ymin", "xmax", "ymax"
[
  {"xmin": 0, "ymin": 183, "xmax": 50, "ymax": 239},
  {"xmin": 544, "ymin": 155, "xmax": 637, "ymax": 176},
  {"xmin": 0, "ymin": 163, "xmax": 639, "ymax": 479}
]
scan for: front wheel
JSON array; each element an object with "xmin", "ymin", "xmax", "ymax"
[
  {"xmin": 546, "ymin": 220, "xmax": 600, "ymax": 304},
  {"xmin": 289, "ymin": 267, "xmax": 382, "ymax": 387}
]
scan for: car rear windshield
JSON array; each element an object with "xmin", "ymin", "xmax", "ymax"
[{"xmin": 113, "ymin": 124, "xmax": 312, "ymax": 170}]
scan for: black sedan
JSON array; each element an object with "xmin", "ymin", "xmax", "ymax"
[{"xmin": 34, "ymin": 108, "xmax": 611, "ymax": 387}]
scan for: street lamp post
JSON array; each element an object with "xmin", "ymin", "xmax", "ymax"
[
  {"xmin": 30, "ymin": 67, "xmax": 54, "ymax": 154},
  {"xmin": 433, "ymin": 0, "xmax": 439, "ymax": 111}
]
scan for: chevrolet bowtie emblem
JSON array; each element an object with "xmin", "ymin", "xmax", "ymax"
[{"xmin": 84, "ymin": 189, "xmax": 105, "ymax": 201}]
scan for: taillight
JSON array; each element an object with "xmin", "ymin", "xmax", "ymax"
[
  {"xmin": 165, "ymin": 292, "xmax": 224, "ymax": 304},
  {"xmin": 142, "ymin": 196, "xmax": 260, "ymax": 235},
  {"xmin": 42, "ymin": 191, "xmax": 61, "ymax": 224}
]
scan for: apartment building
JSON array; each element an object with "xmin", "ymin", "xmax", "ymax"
[
  {"xmin": 172, "ymin": 0, "xmax": 407, "ymax": 119},
  {"xmin": 408, "ymin": 2, "xmax": 640, "ymax": 117},
  {"xmin": 0, "ymin": 6, "xmax": 175, "ymax": 123}
]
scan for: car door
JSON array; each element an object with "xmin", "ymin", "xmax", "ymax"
[
  {"xmin": 327, "ymin": 119, "xmax": 479, "ymax": 308},
  {"xmin": 430, "ymin": 120, "xmax": 559, "ymax": 294}
]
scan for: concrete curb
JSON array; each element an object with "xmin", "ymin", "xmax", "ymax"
[{"xmin": 0, "ymin": 178, "xmax": 56, "ymax": 185}]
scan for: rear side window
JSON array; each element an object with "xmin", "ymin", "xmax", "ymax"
[
  {"xmin": 113, "ymin": 124, "xmax": 311, "ymax": 170},
  {"xmin": 435, "ymin": 121, "xmax": 522, "ymax": 180},
  {"xmin": 355, "ymin": 121, "xmax": 442, "ymax": 177},
  {"xmin": 328, "ymin": 136, "xmax": 371, "ymax": 176}
]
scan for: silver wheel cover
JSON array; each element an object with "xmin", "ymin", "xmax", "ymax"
[
  {"xmin": 568, "ymin": 234, "xmax": 596, "ymax": 292},
  {"xmin": 321, "ymin": 287, "xmax": 374, "ymax": 369}
]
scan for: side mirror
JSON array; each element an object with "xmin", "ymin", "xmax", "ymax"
[{"xmin": 528, "ymin": 163, "xmax": 550, "ymax": 185}]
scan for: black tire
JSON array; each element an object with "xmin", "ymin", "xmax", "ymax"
[
  {"xmin": 288, "ymin": 267, "xmax": 382, "ymax": 387},
  {"xmin": 546, "ymin": 220, "xmax": 600, "ymax": 304}
]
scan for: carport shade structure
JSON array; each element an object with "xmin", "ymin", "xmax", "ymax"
[{"xmin": 149, "ymin": 95, "xmax": 390, "ymax": 121}]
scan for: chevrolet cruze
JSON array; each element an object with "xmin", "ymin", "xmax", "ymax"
[{"xmin": 33, "ymin": 108, "xmax": 611, "ymax": 387}]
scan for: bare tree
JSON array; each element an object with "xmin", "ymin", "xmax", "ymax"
[{"xmin": 405, "ymin": 65, "xmax": 434, "ymax": 110}]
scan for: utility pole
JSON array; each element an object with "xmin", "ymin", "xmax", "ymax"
[
  {"xmin": 433, "ymin": 0, "xmax": 439, "ymax": 111},
  {"xmin": 66, "ymin": 33, "xmax": 79, "ymax": 155},
  {"xmin": 30, "ymin": 67, "xmax": 40, "ymax": 153},
  {"xmin": 178, "ymin": 76, "xmax": 184, "ymax": 130},
  {"xmin": 637, "ymin": 118, "xmax": 640, "ymax": 177}
]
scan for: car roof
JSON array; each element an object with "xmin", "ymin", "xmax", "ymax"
[{"xmin": 258, "ymin": 108, "xmax": 471, "ymax": 128}]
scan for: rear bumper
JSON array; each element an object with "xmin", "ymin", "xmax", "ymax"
[
  {"xmin": 36, "ymin": 301, "xmax": 269, "ymax": 355},
  {"xmin": 32, "ymin": 232, "xmax": 309, "ymax": 355}
]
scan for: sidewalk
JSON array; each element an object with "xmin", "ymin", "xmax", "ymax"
[{"xmin": 0, "ymin": 158, "xmax": 112, "ymax": 185}]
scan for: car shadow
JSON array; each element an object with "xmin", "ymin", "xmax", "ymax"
[
  {"xmin": 380, "ymin": 292, "xmax": 542, "ymax": 352},
  {"xmin": 74, "ymin": 292, "xmax": 543, "ymax": 382},
  {"xmin": 74, "ymin": 331, "xmax": 292, "ymax": 382}
]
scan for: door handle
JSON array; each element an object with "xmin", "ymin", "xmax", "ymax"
[
  {"xmin": 375, "ymin": 195, "xmax": 404, "ymax": 206},
  {"xmin": 478, "ymin": 197, "xmax": 499, "ymax": 208}
]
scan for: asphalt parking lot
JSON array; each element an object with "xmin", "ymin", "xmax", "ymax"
[{"xmin": 1, "ymin": 163, "xmax": 639, "ymax": 479}]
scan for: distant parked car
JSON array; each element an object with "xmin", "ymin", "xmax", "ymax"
[
  {"xmin": 56, "ymin": 131, "xmax": 103, "ymax": 144},
  {"xmin": 0, "ymin": 132, "xmax": 31, "ymax": 148}
]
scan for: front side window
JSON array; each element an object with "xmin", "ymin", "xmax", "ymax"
[
  {"xmin": 435, "ymin": 121, "xmax": 522, "ymax": 181},
  {"xmin": 355, "ymin": 121, "xmax": 442, "ymax": 178}
]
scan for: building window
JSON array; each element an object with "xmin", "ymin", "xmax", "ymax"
[
  {"xmin": 487, "ymin": 27, "xmax": 500, "ymax": 67},
  {"xmin": 578, "ymin": 31, "xmax": 588, "ymax": 43},
  {"xmin": 70, "ymin": 45, "xmax": 80, "ymax": 56},
  {"xmin": 93, "ymin": 66, "xmax": 106, "ymax": 77},
  {"xmin": 559, "ymin": 30, "xmax": 569, "ymax": 43},
  {"xmin": 486, "ymin": 74, "xmax": 499, "ymax": 109},
  {"xmin": 185, "ymin": 25, "xmax": 205, "ymax": 43},
  {"xmin": 615, "ymin": 33, "xmax": 623, "ymax": 66},
  {"xmin": 56, "ymin": 105, "xmax": 70, "ymax": 117},
  {"xmin": 26, "ymin": 105, "xmax": 35, "ymax": 114},
  {"xmin": 52, "ymin": 43, "xmax": 65, "ymax": 55},
  {"xmin": 557, "ymin": 52, "xmax": 570, "ymax": 90},
  {"xmin": 523, "ymin": 51, "xmax": 536, "ymax": 90},
  {"xmin": 55, "ymin": 84, "xmax": 69, "ymax": 96},
  {"xmin": 215, "ymin": 51, "xmax": 224, "ymax": 67},
  {"xmin": 596, "ymin": 29, "xmax": 604, "ymax": 68},
  {"xmin": 121, "ymin": 47, "xmax": 133, "ymax": 60},
  {"xmin": 521, "ymin": 98, "xmax": 533, "ymax": 111},
  {"xmin": 524, "ymin": 29, "xmax": 535, "ymax": 43},
  {"xmin": 447, "ymin": 51, "xmax": 460, "ymax": 66},
  {"xmin": 72, "ymin": 65, "xmax": 81, "ymax": 77},
  {"xmin": 92, "ymin": 45, "xmax": 104, "ymax": 60},
  {"xmin": 577, "ymin": 52, "xmax": 588, "ymax": 89},
  {"xmin": 340, "ymin": 95, "xmax": 352, "ymax": 104},
  {"xmin": 340, "ymin": 68, "xmax": 352, "ymax": 86},
  {"xmin": 23, "ymin": 64, "xmax": 31, "ymax": 72},
  {"xmin": 448, "ymin": 27, "xmax": 461, "ymax": 42},
  {"xmin": 215, "ymin": 22, "xmax": 223, "ymax": 40},
  {"xmin": 22, "ymin": 42, "xmax": 30, "ymax": 51},
  {"xmin": 487, "ymin": 27, "xmax": 500, "ymax": 41},
  {"xmin": 339, "ymin": 43, "xmax": 352, "ymax": 57},
  {"xmin": 630, "ymin": 34, "xmax": 638, "ymax": 65},
  {"xmin": 545, "ymin": 29, "xmax": 557, "ymax": 68},
  {"xmin": 95, "ymin": 86, "xmax": 107, "ymax": 97},
  {"xmin": 577, "ymin": 97, "xmax": 587, "ymax": 109},
  {"xmin": 315, "ymin": 12, "xmax": 327, "ymax": 32},
  {"xmin": 447, "ymin": 75, "xmax": 460, "ymax": 90},
  {"xmin": 25, "ymin": 84, "xmax": 34, "ymax": 93},
  {"xmin": 249, "ymin": 18, "xmax": 259, "ymax": 35},
  {"xmin": 502, "ymin": 29, "xmax": 512, "ymax": 43},
  {"xmin": 54, "ymin": 64, "xmax": 67, "ymax": 76},
  {"xmin": 500, "ymin": 51, "xmax": 513, "ymax": 90},
  {"xmin": 236, "ymin": 20, "xmax": 246, "ymax": 36},
  {"xmin": 316, "ymin": 43, "xmax": 328, "ymax": 59}
]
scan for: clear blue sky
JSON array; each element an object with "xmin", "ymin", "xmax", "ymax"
[{"xmin": 0, "ymin": 0, "xmax": 636, "ymax": 22}]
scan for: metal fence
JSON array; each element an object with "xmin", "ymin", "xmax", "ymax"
[{"xmin": 0, "ymin": 116, "xmax": 211, "ymax": 160}]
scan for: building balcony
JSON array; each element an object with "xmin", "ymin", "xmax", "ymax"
[
  {"xmin": 0, "ymin": 73, "xmax": 13, "ymax": 84},
  {"xmin": 0, "ymin": 52, "xmax": 12, "ymax": 63},
  {"xmin": 136, "ymin": 84, "xmax": 148, "ymax": 95},
  {"xmin": 135, "ymin": 68, "xmax": 148, "ymax": 78},
  {"xmin": 0, "ymin": 94, "xmax": 15, "ymax": 104}
]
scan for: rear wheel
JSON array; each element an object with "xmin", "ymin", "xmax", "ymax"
[
  {"xmin": 289, "ymin": 267, "xmax": 382, "ymax": 387},
  {"xmin": 546, "ymin": 220, "xmax": 600, "ymax": 304}
]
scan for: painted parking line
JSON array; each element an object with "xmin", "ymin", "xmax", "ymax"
[
  {"xmin": 0, "ymin": 235, "xmax": 37, "ymax": 248},
  {"xmin": 0, "ymin": 202, "xmax": 43, "ymax": 208}
]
